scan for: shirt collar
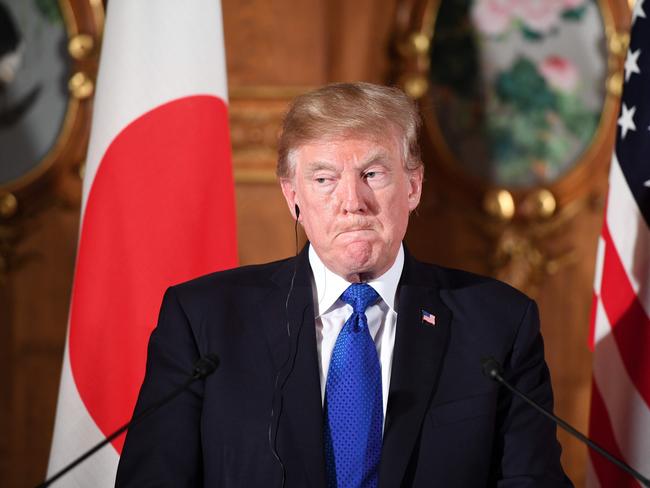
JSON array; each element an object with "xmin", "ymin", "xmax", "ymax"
[{"xmin": 308, "ymin": 243, "xmax": 404, "ymax": 317}]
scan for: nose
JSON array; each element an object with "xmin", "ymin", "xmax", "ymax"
[{"xmin": 339, "ymin": 173, "xmax": 368, "ymax": 214}]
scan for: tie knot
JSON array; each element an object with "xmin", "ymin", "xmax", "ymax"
[{"xmin": 341, "ymin": 283, "xmax": 379, "ymax": 314}]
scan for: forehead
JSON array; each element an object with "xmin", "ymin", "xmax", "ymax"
[{"xmin": 292, "ymin": 133, "xmax": 403, "ymax": 171}]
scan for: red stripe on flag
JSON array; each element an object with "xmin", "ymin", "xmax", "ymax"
[
  {"xmin": 588, "ymin": 379, "xmax": 638, "ymax": 487},
  {"xmin": 589, "ymin": 291, "xmax": 598, "ymax": 352},
  {"xmin": 69, "ymin": 95, "xmax": 237, "ymax": 453},
  {"xmin": 600, "ymin": 223, "xmax": 650, "ymax": 408}
]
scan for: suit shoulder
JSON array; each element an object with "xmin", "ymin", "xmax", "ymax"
[
  {"xmin": 170, "ymin": 256, "xmax": 293, "ymax": 298},
  {"xmin": 418, "ymin": 261, "xmax": 538, "ymax": 342},
  {"xmin": 425, "ymin": 261, "xmax": 532, "ymax": 308}
]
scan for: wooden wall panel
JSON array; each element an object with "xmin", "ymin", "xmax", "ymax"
[
  {"xmin": 0, "ymin": 282, "xmax": 13, "ymax": 483},
  {"xmin": 2, "ymin": 205, "xmax": 79, "ymax": 487},
  {"xmin": 324, "ymin": 0, "xmax": 400, "ymax": 83},
  {"xmin": 223, "ymin": 0, "xmax": 328, "ymax": 85},
  {"xmin": 236, "ymin": 183, "xmax": 299, "ymax": 264}
]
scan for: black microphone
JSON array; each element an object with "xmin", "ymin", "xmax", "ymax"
[
  {"xmin": 37, "ymin": 353, "xmax": 220, "ymax": 488},
  {"xmin": 481, "ymin": 357, "xmax": 650, "ymax": 487}
]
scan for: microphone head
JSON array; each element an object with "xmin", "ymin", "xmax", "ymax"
[
  {"xmin": 481, "ymin": 356, "xmax": 503, "ymax": 380},
  {"xmin": 294, "ymin": 204, "xmax": 300, "ymax": 219},
  {"xmin": 193, "ymin": 353, "xmax": 220, "ymax": 379}
]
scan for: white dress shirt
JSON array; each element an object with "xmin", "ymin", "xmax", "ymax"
[{"xmin": 309, "ymin": 244, "xmax": 404, "ymax": 428}]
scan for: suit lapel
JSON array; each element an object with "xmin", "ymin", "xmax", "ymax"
[
  {"xmin": 379, "ymin": 252, "xmax": 452, "ymax": 487},
  {"xmin": 260, "ymin": 247, "xmax": 451, "ymax": 488},
  {"xmin": 261, "ymin": 247, "xmax": 326, "ymax": 488}
]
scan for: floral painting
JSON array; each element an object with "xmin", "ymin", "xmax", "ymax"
[{"xmin": 428, "ymin": 0, "xmax": 606, "ymax": 187}]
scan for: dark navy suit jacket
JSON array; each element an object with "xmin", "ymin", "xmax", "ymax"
[{"xmin": 116, "ymin": 246, "xmax": 572, "ymax": 487}]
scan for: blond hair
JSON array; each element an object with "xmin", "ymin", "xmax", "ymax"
[{"xmin": 276, "ymin": 82, "xmax": 422, "ymax": 178}]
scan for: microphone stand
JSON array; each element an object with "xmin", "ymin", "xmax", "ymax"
[
  {"xmin": 37, "ymin": 354, "xmax": 219, "ymax": 488},
  {"xmin": 481, "ymin": 357, "xmax": 650, "ymax": 487}
]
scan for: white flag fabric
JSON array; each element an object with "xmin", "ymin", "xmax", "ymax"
[{"xmin": 47, "ymin": 1, "xmax": 237, "ymax": 485}]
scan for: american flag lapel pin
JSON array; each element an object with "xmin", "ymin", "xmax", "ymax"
[{"xmin": 421, "ymin": 310, "xmax": 436, "ymax": 326}]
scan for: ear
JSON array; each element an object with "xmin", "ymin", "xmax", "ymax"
[
  {"xmin": 280, "ymin": 178, "xmax": 299, "ymax": 220},
  {"xmin": 407, "ymin": 166, "xmax": 424, "ymax": 211}
]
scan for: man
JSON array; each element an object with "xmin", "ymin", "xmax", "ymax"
[{"xmin": 116, "ymin": 82, "xmax": 572, "ymax": 487}]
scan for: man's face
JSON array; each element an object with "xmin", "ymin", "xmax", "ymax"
[{"xmin": 280, "ymin": 132, "xmax": 423, "ymax": 281}]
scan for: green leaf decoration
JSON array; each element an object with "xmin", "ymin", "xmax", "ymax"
[
  {"xmin": 521, "ymin": 26, "xmax": 545, "ymax": 42},
  {"xmin": 556, "ymin": 93, "xmax": 599, "ymax": 141},
  {"xmin": 495, "ymin": 58, "xmax": 556, "ymax": 112},
  {"xmin": 561, "ymin": 6, "xmax": 587, "ymax": 21}
]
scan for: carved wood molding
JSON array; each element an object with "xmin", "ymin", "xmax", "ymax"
[{"xmin": 229, "ymin": 85, "xmax": 311, "ymax": 183}]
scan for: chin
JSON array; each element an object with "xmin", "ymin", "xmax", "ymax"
[
  {"xmin": 340, "ymin": 245, "xmax": 384, "ymax": 277},
  {"xmin": 343, "ymin": 240, "xmax": 375, "ymax": 263}
]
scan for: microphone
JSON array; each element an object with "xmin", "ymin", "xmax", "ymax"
[
  {"xmin": 37, "ymin": 353, "xmax": 220, "ymax": 488},
  {"xmin": 481, "ymin": 357, "xmax": 650, "ymax": 487}
]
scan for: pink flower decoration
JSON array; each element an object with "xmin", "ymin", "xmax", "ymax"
[
  {"xmin": 471, "ymin": 0, "xmax": 515, "ymax": 36},
  {"xmin": 512, "ymin": 0, "xmax": 564, "ymax": 33},
  {"xmin": 471, "ymin": 0, "xmax": 587, "ymax": 38},
  {"xmin": 539, "ymin": 55, "xmax": 579, "ymax": 92}
]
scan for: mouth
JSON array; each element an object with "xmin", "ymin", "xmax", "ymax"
[
  {"xmin": 335, "ymin": 218, "xmax": 377, "ymax": 238},
  {"xmin": 340, "ymin": 227, "xmax": 373, "ymax": 232},
  {"xmin": 337, "ymin": 228, "xmax": 376, "ymax": 237}
]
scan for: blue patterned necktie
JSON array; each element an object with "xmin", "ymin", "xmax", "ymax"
[{"xmin": 324, "ymin": 283, "xmax": 383, "ymax": 488}]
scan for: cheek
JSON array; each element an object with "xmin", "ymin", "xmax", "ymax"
[
  {"xmin": 300, "ymin": 199, "xmax": 337, "ymax": 236},
  {"xmin": 302, "ymin": 193, "xmax": 337, "ymax": 218},
  {"xmin": 382, "ymin": 195, "xmax": 411, "ymax": 234}
]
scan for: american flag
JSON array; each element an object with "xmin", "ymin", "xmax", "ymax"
[
  {"xmin": 421, "ymin": 310, "xmax": 436, "ymax": 326},
  {"xmin": 588, "ymin": 1, "xmax": 650, "ymax": 486}
]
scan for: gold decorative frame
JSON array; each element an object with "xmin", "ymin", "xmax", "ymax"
[
  {"xmin": 0, "ymin": 0, "xmax": 103, "ymax": 281},
  {"xmin": 0, "ymin": 0, "xmax": 104, "ymax": 219},
  {"xmin": 394, "ymin": 0, "xmax": 629, "ymax": 219},
  {"xmin": 393, "ymin": 0, "xmax": 630, "ymax": 291}
]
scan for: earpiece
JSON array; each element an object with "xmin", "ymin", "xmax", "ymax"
[{"xmin": 269, "ymin": 200, "xmax": 301, "ymax": 488}]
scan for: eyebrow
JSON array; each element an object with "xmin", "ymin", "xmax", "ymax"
[
  {"xmin": 361, "ymin": 153, "xmax": 392, "ymax": 171},
  {"xmin": 304, "ymin": 161, "xmax": 338, "ymax": 176},
  {"xmin": 304, "ymin": 151, "xmax": 392, "ymax": 176}
]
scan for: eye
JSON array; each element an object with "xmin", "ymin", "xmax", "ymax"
[
  {"xmin": 364, "ymin": 169, "xmax": 386, "ymax": 181},
  {"xmin": 362, "ymin": 168, "xmax": 390, "ymax": 188},
  {"xmin": 312, "ymin": 175, "xmax": 336, "ymax": 188}
]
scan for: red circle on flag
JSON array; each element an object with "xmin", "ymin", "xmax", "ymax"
[{"xmin": 69, "ymin": 95, "xmax": 237, "ymax": 452}]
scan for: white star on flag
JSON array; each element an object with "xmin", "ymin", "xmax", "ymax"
[
  {"xmin": 618, "ymin": 103, "xmax": 637, "ymax": 139},
  {"xmin": 633, "ymin": 0, "xmax": 646, "ymax": 24},
  {"xmin": 625, "ymin": 49, "xmax": 642, "ymax": 82}
]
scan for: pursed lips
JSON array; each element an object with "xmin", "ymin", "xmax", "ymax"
[{"xmin": 336, "ymin": 227, "xmax": 376, "ymax": 237}]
